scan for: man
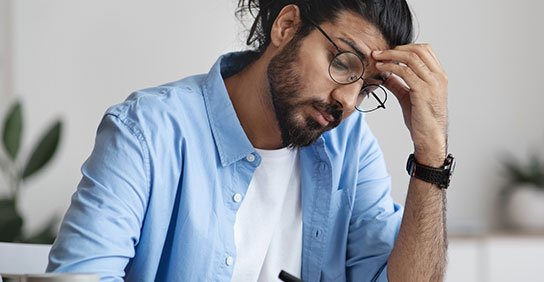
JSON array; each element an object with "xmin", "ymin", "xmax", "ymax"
[{"xmin": 48, "ymin": 0, "xmax": 453, "ymax": 281}]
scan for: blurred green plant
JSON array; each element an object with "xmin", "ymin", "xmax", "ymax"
[
  {"xmin": 501, "ymin": 152, "xmax": 544, "ymax": 189},
  {"xmin": 0, "ymin": 101, "xmax": 63, "ymax": 243}
]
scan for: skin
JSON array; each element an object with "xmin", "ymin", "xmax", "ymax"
[{"xmin": 225, "ymin": 4, "xmax": 448, "ymax": 282}]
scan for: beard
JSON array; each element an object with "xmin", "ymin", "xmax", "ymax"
[{"xmin": 267, "ymin": 36, "xmax": 343, "ymax": 148}]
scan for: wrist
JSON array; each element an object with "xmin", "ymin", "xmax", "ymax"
[
  {"xmin": 414, "ymin": 152, "xmax": 446, "ymax": 167},
  {"xmin": 412, "ymin": 133, "xmax": 447, "ymax": 166},
  {"xmin": 414, "ymin": 145, "xmax": 447, "ymax": 167}
]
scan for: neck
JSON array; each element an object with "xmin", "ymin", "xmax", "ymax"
[{"xmin": 224, "ymin": 52, "xmax": 284, "ymax": 150}]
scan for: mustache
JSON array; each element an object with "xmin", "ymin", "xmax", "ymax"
[{"xmin": 310, "ymin": 101, "xmax": 343, "ymax": 125}]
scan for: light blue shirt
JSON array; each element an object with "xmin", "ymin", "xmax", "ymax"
[{"xmin": 47, "ymin": 52, "xmax": 403, "ymax": 282}]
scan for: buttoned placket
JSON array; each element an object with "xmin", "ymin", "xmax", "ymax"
[
  {"xmin": 300, "ymin": 139, "xmax": 334, "ymax": 282},
  {"xmin": 218, "ymin": 152, "xmax": 261, "ymax": 281}
]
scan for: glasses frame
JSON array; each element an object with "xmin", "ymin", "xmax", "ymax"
[{"xmin": 305, "ymin": 19, "xmax": 388, "ymax": 113}]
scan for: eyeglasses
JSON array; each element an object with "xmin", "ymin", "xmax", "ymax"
[{"xmin": 307, "ymin": 20, "xmax": 388, "ymax": 113}]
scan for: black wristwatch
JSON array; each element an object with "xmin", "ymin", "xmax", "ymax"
[{"xmin": 406, "ymin": 153, "xmax": 455, "ymax": 189}]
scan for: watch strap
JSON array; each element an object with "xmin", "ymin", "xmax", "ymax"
[{"xmin": 407, "ymin": 153, "xmax": 455, "ymax": 189}]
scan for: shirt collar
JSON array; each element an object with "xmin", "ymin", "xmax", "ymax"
[{"xmin": 202, "ymin": 51, "xmax": 260, "ymax": 167}]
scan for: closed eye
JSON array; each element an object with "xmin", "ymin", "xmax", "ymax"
[{"xmin": 331, "ymin": 56, "xmax": 349, "ymax": 71}]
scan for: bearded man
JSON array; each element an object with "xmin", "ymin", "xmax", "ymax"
[{"xmin": 48, "ymin": 1, "xmax": 454, "ymax": 281}]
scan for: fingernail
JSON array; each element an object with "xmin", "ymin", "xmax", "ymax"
[
  {"xmin": 373, "ymin": 50, "xmax": 383, "ymax": 55},
  {"xmin": 376, "ymin": 62, "xmax": 384, "ymax": 67}
]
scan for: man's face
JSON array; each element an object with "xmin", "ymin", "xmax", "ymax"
[{"xmin": 267, "ymin": 11, "xmax": 389, "ymax": 148}]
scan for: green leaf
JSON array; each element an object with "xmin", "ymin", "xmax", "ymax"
[
  {"xmin": 0, "ymin": 199, "xmax": 23, "ymax": 242},
  {"xmin": 500, "ymin": 152, "xmax": 544, "ymax": 189},
  {"xmin": 2, "ymin": 102, "xmax": 23, "ymax": 161},
  {"xmin": 22, "ymin": 120, "xmax": 63, "ymax": 179}
]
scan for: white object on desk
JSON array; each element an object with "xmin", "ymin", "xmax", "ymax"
[
  {"xmin": 0, "ymin": 242, "xmax": 51, "ymax": 275},
  {"xmin": 446, "ymin": 233, "xmax": 544, "ymax": 282},
  {"xmin": 24, "ymin": 273, "xmax": 99, "ymax": 282}
]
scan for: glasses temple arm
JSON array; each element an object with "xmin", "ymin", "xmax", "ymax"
[
  {"xmin": 372, "ymin": 92, "xmax": 386, "ymax": 109},
  {"xmin": 302, "ymin": 16, "xmax": 342, "ymax": 52}
]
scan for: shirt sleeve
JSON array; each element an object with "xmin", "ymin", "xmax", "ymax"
[
  {"xmin": 47, "ymin": 113, "xmax": 150, "ymax": 282},
  {"xmin": 345, "ymin": 121, "xmax": 403, "ymax": 282}
]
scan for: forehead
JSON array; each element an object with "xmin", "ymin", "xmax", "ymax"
[{"xmin": 319, "ymin": 10, "xmax": 388, "ymax": 55}]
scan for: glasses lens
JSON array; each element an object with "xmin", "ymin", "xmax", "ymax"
[
  {"xmin": 356, "ymin": 85, "xmax": 388, "ymax": 112},
  {"xmin": 329, "ymin": 52, "xmax": 364, "ymax": 84}
]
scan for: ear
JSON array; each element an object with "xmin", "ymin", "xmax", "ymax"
[{"xmin": 270, "ymin": 4, "xmax": 302, "ymax": 48}]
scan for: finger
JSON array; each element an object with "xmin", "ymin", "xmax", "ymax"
[
  {"xmin": 383, "ymin": 74, "xmax": 411, "ymax": 114},
  {"xmin": 376, "ymin": 60, "xmax": 425, "ymax": 92},
  {"xmin": 373, "ymin": 49, "xmax": 434, "ymax": 83},
  {"xmin": 383, "ymin": 73, "xmax": 410, "ymax": 96},
  {"xmin": 394, "ymin": 44, "xmax": 443, "ymax": 74}
]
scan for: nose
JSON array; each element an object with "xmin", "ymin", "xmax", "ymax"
[{"xmin": 330, "ymin": 81, "xmax": 362, "ymax": 111}]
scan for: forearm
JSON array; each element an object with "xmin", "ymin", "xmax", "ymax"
[
  {"xmin": 373, "ymin": 42, "xmax": 450, "ymax": 281},
  {"xmin": 387, "ymin": 156, "xmax": 447, "ymax": 282}
]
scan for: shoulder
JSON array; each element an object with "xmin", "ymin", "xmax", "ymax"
[
  {"xmin": 108, "ymin": 75, "xmax": 206, "ymax": 119},
  {"xmin": 103, "ymin": 74, "xmax": 209, "ymax": 137}
]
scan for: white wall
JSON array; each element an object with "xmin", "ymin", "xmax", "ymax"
[
  {"xmin": 3, "ymin": 0, "xmax": 544, "ymax": 235},
  {"xmin": 0, "ymin": 0, "xmax": 12, "ymax": 197},
  {"xmin": 0, "ymin": 0, "xmax": 11, "ymax": 102}
]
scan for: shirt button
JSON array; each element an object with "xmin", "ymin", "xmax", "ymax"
[
  {"xmin": 246, "ymin": 153, "xmax": 256, "ymax": 162},
  {"xmin": 233, "ymin": 193, "xmax": 243, "ymax": 203},
  {"xmin": 225, "ymin": 256, "xmax": 234, "ymax": 266}
]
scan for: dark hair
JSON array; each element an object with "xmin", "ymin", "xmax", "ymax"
[{"xmin": 236, "ymin": 0, "xmax": 414, "ymax": 54}]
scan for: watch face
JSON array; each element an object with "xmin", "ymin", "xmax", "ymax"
[
  {"xmin": 445, "ymin": 155, "xmax": 456, "ymax": 189},
  {"xmin": 446, "ymin": 154, "xmax": 456, "ymax": 176},
  {"xmin": 406, "ymin": 154, "xmax": 415, "ymax": 176}
]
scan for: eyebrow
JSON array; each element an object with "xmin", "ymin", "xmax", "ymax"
[
  {"xmin": 337, "ymin": 37, "xmax": 390, "ymax": 83},
  {"xmin": 337, "ymin": 37, "xmax": 368, "ymax": 63}
]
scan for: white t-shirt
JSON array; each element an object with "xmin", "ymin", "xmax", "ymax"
[{"xmin": 231, "ymin": 147, "xmax": 302, "ymax": 282}]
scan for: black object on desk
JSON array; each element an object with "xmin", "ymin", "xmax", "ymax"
[{"xmin": 278, "ymin": 270, "xmax": 302, "ymax": 282}]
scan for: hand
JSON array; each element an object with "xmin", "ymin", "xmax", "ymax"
[{"xmin": 372, "ymin": 44, "xmax": 448, "ymax": 166}]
